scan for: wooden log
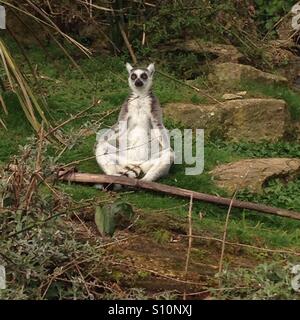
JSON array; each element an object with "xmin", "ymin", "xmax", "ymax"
[{"xmin": 57, "ymin": 170, "xmax": 300, "ymax": 221}]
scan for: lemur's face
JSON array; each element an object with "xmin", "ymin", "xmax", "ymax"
[{"xmin": 126, "ymin": 63, "xmax": 155, "ymax": 94}]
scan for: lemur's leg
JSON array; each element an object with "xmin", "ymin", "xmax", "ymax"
[
  {"xmin": 95, "ymin": 119, "xmax": 130, "ymax": 175},
  {"xmin": 95, "ymin": 141, "xmax": 128, "ymax": 190},
  {"xmin": 95, "ymin": 141, "xmax": 141, "ymax": 190},
  {"xmin": 95, "ymin": 141, "xmax": 124, "ymax": 176},
  {"xmin": 140, "ymin": 148, "xmax": 174, "ymax": 182}
]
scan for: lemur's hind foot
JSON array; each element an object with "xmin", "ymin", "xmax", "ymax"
[
  {"xmin": 94, "ymin": 167, "xmax": 139, "ymax": 191},
  {"xmin": 94, "ymin": 183, "xmax": 123, "ymax": 191}
]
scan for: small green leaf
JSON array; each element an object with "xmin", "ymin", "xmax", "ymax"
[
  {"xmin": 94, "ymin": 205, "xmax": 116, "ymax": 237},
  {"xmin": 94, "ymin": 201, "xmax": 134, "ymax": 237}
]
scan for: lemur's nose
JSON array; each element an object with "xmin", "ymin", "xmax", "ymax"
[{"xmin": 135, "ymin": 79, "xmax": 143, "ymax": 87}]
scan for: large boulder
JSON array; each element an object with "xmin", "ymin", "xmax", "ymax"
[
  {"xmin": 211, "ymin": 158, "xmax": 300, "ymax": 193},
  {"xmin": 160, "ymin": 40, "xmax": 244, "ymax": 63},
  {"xmin": 164, "ymin": 99, "xmax": 289, "ymax": 142},
  {"xmin": 209, "ymin": 63, "xmax": 288, "ymax": 85}
]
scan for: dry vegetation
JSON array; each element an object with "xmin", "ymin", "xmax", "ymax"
[{"xmin": 1, "ymin": 0, "xmax": 300, "ymax": 300}]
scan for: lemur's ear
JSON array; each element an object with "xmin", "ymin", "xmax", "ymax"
[
  {"xmin": 126, "ymin": 62, "xmax": 133, "ymax": 73},
  {"xmin": 147, "ymin": 63, "xmax": 155, "ymax": 75}
]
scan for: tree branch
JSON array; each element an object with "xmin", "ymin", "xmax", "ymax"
[{"xmin": 57, "ymin": 170, "xmax": 300, "ymax": 221}]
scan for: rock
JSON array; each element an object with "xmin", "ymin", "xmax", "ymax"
[
  {"xmin": 164, "ymin": 99, "xmax": 289, "ymax": 142},
  {"xmin": 211, "ymin": 158, "xmax": 300, "ymax": 193},
  {"xmin": 178, "ymin": 40, "xmax": 244, "ymax": 63},
  {"xmin": 160, "ymin": 40, "xmax": 244, "ymax": 63},
  {"xmin": 209, "ymin": 63, "xmax": 288, "ymax": 85},
  {"xmin": 222, "ymin": 91, "xmax": 247, "ymax": 100}
]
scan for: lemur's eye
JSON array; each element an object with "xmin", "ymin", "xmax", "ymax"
[
  {"xmin": 141, "ymin": 73, "xmax": 148, "ymax": 80},
  {"xmin": 131, "ymin": 73, "xmax": 137, "ymax": 80}
]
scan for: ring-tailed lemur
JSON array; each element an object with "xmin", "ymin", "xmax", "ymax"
[{"xmin": 95, "ymin": 62, "xmax": 174, "ymax": 182}]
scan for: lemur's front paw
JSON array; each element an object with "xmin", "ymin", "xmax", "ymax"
[
  {"xmin": 119, "ymin": 165, "xmax": 141, "ymax": 178},
  {"xmin": 140, "ymin": 175, "xmax": 154, "ymax": 182},
  {"xmin": 126, "ymin": 170, "xmax": 139, "ymax": 178}
]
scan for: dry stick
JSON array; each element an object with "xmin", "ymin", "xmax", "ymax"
[
  {"xmin": 45, "ymin": 100, "xmax": 100, "ymax": 138},
  {"xmin": 74, "ymin": 263, "xmax": 92, "ymax": 298},
  {"xmin": 118, "ymin": 22, "xmax": 138, "ymax": 65},
  {"xmin": 0, "ymin": 118, "xmax": 7, "ymax": 130},
  {"xmin": 57, "ymin": 171, "xmax": 300, "ymax": 221},
  {"xmin": 37, "ymin": 173, "xmax": 61, "ymax": 198},
  {"xmin": 132, "ymin": 0, "xmax": 156, "ymax": 7},
  {"xmin": 142, "ymin": 24, "xmax": 146, "ymax": 46},
  {"xmin": 24, "ymin": 124, "xmax": 44, "ymax": 210},
  {"xmin": 110, "ymin": 261, "xmax": 205, "ymax": 286},
  {"xmin": 183, "ymin": 195, "xmax": 193, "ymax": 300},
  {"xmin": 72, "ymin": 211, "xmax": 94, "ymax": 238},
  {"xmin": 59, "ymin": 156, "xmax": 95, "ymax": 170},
  {"xmin": 263, "ymin": 12, "xmax": 290, "ymax": 41},
  {"xmin": 76, "ymin": 0, "xmax": 116, "ymax": 12},
  {"xmin": 181, "ymin": 234, "xmax": 300, "ymax": 257},
  {"xmin": 181, "ymin": 285, "xmax": 254, "ymax": 297},
  {"xmin": 218, "ymin": 189, "xmax": 237, "ymax": 289},
  {"xmin": 156, "ymin": 70, "xmax": 223, "ymax": 105}
]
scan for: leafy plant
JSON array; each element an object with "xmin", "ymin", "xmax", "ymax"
[{"xmin": 219, "ymin": 262, "xmax": 300, "ymax": 300}]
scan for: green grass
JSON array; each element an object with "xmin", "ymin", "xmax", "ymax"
[
  {"xmin": 0, "ymin": 92, "xmax": 34, "ymax": 164},
  {"xmin": 1, "ymin": 46, "xmax": 300, "ymax": 254}
]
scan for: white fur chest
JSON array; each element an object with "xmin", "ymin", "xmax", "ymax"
[
  {"xmin": 126, "ymin": 95, "xmax": 152, "ymax": 161},
  {"xmin": 127, "ymin": 95, "xmax": 152, "ymax": 126}
]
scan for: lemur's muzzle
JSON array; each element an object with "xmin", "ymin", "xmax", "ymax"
[{"xmin": 135, "ymin": 79, "xmax": 143, "ymax": 87}]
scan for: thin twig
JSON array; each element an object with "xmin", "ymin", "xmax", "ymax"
[
  {"xmin": 181, "ymin": 285, "xmax": 256, "ymax": 297},
  {"xmin": 181, "ymin": 234, "xmax": 300, "ymax": 257},
  {"xmin": 24, "ymin": 124, "xmax": 44, "ymax": 210},
  {"xmin": 45, "ymin": 100, "xmax": 100, "ymax": 138},
  {"xmin": 59, "ymin": 156, "xmax": 96, "ymax": 169},
  {"xmin": 156, "ymin": 70, "xmax": 223, "ymax": 105},
  {"xmin": 218, "ymin": 189, "xmax": 238, "ymax": 288},
  {"xmin": 5, "ymin": 204, "xmax": 92, "ymax": 239},
  {"xmin": 118, "ymin": 22, "xmax": 137, "ymax": 65},
  {"xmin": 74, "ymin": 263, "xmax": 92, "ymax": 298},
  {"xmin": 110, "ymin": 261, "xmax": 206, "ymax": 286},
  {"xmin": 183, "ymin": 195, "xmax": 193, "ymax": 300}
]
